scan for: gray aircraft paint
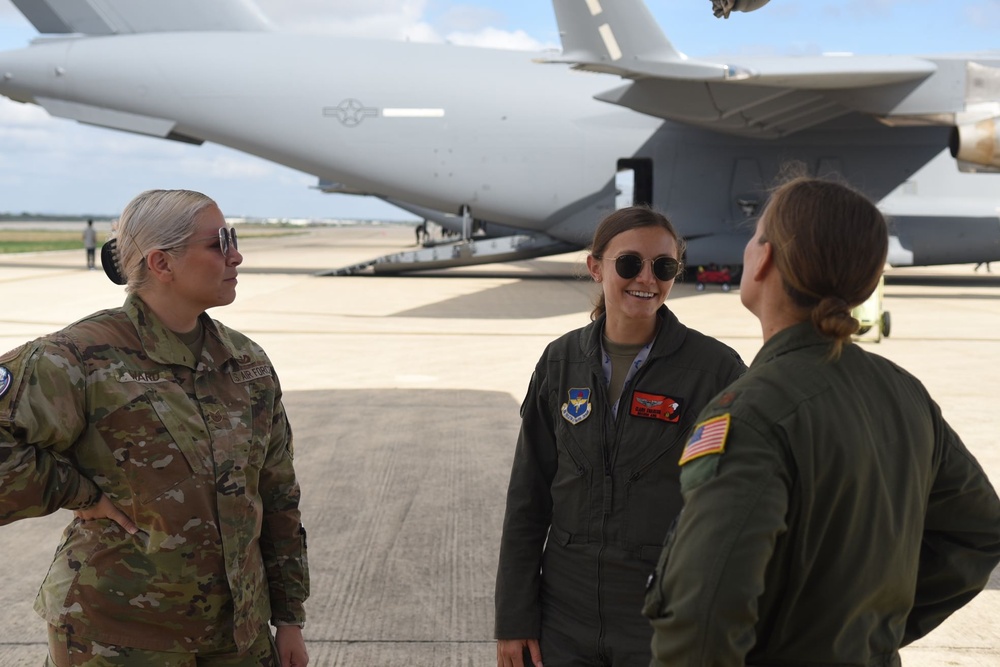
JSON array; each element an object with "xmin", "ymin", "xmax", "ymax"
[{"xmin": 2, "ymin": 0, "xmax": 1000, "ymax": 272}]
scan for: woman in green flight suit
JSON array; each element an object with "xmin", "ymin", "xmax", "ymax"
[
  {"xmin": 645, "ymin": 177, "xmax": 1000, "ymax": 666},
  {"xmin": 495, "ymin": 206, "xmax": 746, "ymax": 667}
]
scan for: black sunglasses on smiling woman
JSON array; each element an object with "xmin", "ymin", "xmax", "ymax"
[{"xmin": 594, "ymin": 254, "xmax": 681, "ymax": 282}]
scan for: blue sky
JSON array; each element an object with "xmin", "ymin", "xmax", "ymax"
[{"xmin": 0, "ymin": 0, "xmax": 998, "ymax": 219}]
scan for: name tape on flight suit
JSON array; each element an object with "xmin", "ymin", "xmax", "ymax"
[{"xmin": 630, "ymin": 391, "xmax": 682, "ymax": 423}]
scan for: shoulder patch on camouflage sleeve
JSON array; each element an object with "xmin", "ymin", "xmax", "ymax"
[
  {"xmin": 0, "ymin": 366, "xmax": 11, "ymax": 399},
  {"xmin": 0, "ymin": 343, "xmax": 38, "ymax": 421},
  {"xmin": 678, "ymin": 414, "xmax": 730, "ymax": 465}
]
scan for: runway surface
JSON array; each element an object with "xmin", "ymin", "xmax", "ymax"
[{"xmin": 0, "ymin": 225, "xmax": 997, "ymax": 665}]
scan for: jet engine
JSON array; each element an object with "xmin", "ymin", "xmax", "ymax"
[
  {"xmin": 712, "ymin": 0, "xmax": 772, "ymax": 18},
  {"xmin": 950, "ymin": 118, "xmax": 1000, "ymax": 169}
]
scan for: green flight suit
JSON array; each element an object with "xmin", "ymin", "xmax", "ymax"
[
  {"xmin": 644, "ymin": 322, "xmax": 1000, "ymax": 666},
  {"xmin": 496, "ymin": 307, "xmax": 745, "ymax": 666}
]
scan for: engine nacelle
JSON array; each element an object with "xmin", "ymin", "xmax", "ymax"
[
  {"xmin": 712, "ymin": 0, "xmax": 772, "ymax": 18},
  {"xmin": 949, "ymin": 118, "xmax": 1000, "ymax": 169}
]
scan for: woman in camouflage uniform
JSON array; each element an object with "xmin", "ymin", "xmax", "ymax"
[{"xmin": 0, "ymin": 190, "xmax": 309, "ymax": 666}]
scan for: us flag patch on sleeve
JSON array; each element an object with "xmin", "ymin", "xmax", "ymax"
[{"xmin": 678, "ymin": 414, "xmax": 731, "ymax": 465}]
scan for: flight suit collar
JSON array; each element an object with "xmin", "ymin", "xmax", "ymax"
[
  {"xmin": 580, "ymin": 305, "xmax": 687, "ymax": 361},
  {"xmin": 751, "ymin": 321, "xmax": 832, "ymax": 367},
  {"xmin": 123, "ymin": 293, "xmax": 240, "ymax": 370}
]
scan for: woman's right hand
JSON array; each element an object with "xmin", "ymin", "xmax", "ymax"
[
  {"xmin": 74, "ymin": 493, "xmax": 138, "ymax": 535},
  {"xmin": 497, "ymin": 638, "xmax": 542, "ymax": 667}
]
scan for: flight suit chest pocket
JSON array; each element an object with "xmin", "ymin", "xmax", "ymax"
[
  {"xmin": 624, "ymin": 432, "xmax": 684, "ymax": 553},
  {"xmin": 551, "ymin": 419, "xmax": 595, "ymax": 539}
]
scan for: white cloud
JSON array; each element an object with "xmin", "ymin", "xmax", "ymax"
[
  {"xmin": 174, "ymin": 153, "xmax": 285, "ymax": 181},
  {"xmin": 0, "ymin": 97, "xmax": 49, "ymax": 125},
  {"xmin": 437, "ymin": 6, "xmax": 505, "ymax": 32},
  {"xmin": 964, "ymin": 1, "xmax": 1000, "ymax": 31},
  {"xmin": 251, "ymin": 0, "xmax": 550, "ymax": 49},
  {"xmin": 445, "ymin": 27, "xmax": 551, "ymax": 52}
]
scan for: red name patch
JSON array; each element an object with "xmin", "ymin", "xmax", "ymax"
[{"xmin": 630, "ymin": 391, "xmax": 682, "ymax": 423}]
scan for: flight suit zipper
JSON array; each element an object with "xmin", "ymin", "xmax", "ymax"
[{"xmin": 596, "ymin": 364, "xmax": 649, "ymax": 662}]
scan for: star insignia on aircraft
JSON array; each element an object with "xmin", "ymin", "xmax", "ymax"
[{"xmin": 323, "ymin": 98, "xmax": 379, "ymax": 127}]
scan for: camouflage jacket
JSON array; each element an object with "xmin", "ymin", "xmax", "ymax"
[{"xmin": 0, "ymin": 294, "xmax": 308, "ymax": 652}]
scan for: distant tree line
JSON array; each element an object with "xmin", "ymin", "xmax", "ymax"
[{"xmin": 0, "ymin": 213, "xmax": 114, "ymax": 221}]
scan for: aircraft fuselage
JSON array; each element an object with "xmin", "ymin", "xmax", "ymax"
[{"xmin": 2, "ymin": 32, "xmax": 998, "ymax": 266}]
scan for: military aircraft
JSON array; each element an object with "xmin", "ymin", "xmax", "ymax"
[{"xmin": 1, "ymin": 0, "xmax": 999, "ymax": 274}]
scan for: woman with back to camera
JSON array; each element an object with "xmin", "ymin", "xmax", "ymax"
[
  {"xmin": 494, "ymin": 205, "xmax": 746, "ymax": 667},
  {"xmin": 0, "ymin": 190, "xmax": 309, "ymax": 666},
  {"xmin": 644, "ymin": 177, "xmax": 1000, "ymax": 665}
]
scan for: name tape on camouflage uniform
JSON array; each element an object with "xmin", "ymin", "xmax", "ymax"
[
  {"xmin": 231, "ymin": 365, "xmax": 272, "ymax": 383},
  {"xmin": 118, "ymin": 371, "xmax": 168, "ymax": 384},
  {"xmin": 679, "ymin": 414, "xmax": 730, "ymax": 465}
]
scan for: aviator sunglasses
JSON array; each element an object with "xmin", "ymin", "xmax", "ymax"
[
  {"xmin": 179, "ymin": 226, "xmax": 239, "ymax": 257},
  {"xmin": 597, "ymin": 254, "xmax": 680, "ymax": 282},
  {"xmin": 208, "ymin": 226, "xmax": 239, "ymax": 257}
]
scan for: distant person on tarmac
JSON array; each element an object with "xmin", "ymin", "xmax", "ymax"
[
  {"xmin": 0, "ymin": 190, "xmax": 309, "ymax": 667},
  {"xmin": 495, "ymin": 205, "xmax": 746, "ymax": 667},
  {"xmin": 644, "ymin": 177, "xmax": 1000, "ymax": 665},
  {"xmin": 82, "ymin": 218, "xmax": 97, "ymax": 269}
]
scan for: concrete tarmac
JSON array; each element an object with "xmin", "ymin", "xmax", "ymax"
[{"xmin": 0, "ymin": 224, "xmax": 997, "ymax": 666}]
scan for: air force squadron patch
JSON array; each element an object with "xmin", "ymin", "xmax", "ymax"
[
  {"xmin": 679, "ymin": 414, "xmax": 730, "ymax": 465},
  {"xmin": 0, "ymin": 366, "xmax": 10, "ymax": 399},
  {"xmin": 561, "ymin": 388, "xmax": 592, "ymax": 424}
]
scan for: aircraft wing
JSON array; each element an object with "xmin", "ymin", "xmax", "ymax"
[
  {"xmin": 11, "ymin": 0, "xmax": 271, "ymax": 35},
  {"xmin": 544, "ymin": 0, "xmax": 970, "ymax": 138}
]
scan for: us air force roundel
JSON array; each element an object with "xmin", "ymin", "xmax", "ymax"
[
  {"xmin": 561, "ymin": 388, "xmax": 592, "ymax": 424},
  {"xmin": 0, "ymin": 366, "xmax": 11, "ymax": 399}
]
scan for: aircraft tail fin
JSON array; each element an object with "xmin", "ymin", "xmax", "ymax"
[
  {"xmin": 11, "ymin": 0, "xmax": 272, "ymax": 36},
  {"xmin": 548, "ymin": 0, "xmax": 683, "ymax": 74},
  {"xmin": 545, "ymin": 0, "xmax": 737, "ymax": 80}
]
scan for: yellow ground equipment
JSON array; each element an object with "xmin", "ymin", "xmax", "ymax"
[{"xmin": 852, "ymin": 274, "xmax": 890, "ymax": 342}]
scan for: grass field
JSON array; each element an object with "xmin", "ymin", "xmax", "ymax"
[
  {"xmin": 0, "ymin": 227, "xmax": 304, "ymax": 254},
  {"xmin": 0, "ymin": 230, "xmax": 98, "ymax": 254}
]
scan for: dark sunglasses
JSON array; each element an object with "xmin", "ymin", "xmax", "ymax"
[
  {"xmin": 600, "ymin": 254, "xmax": 680, "ymax": 281},
  {"xmin": 181, "ymin": 227, "xmax": 239, "ymax": 256}
]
